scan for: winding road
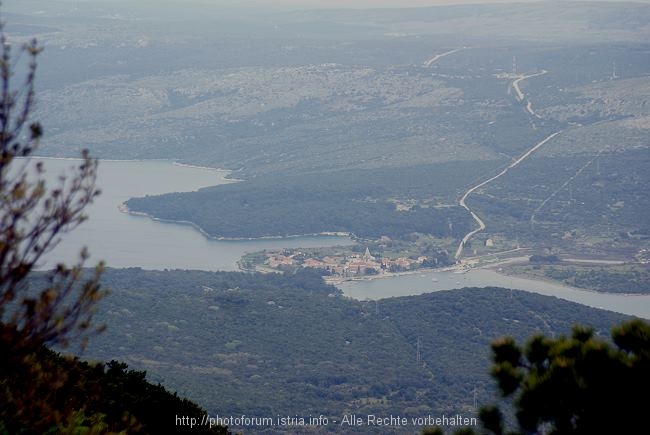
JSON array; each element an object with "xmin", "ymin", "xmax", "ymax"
[
  {"xmin": 454, "ymin": 70, "xmax": 559, "ymax": 262},
  {"xmin": 512, "ymin": 70, "xmax": 547, "ymax": 116},
  {"xmin": 454, "ymin": 131, "xmax": 561, "ymax": 260},
  {"xmin": 512, "ymin": 70, "xmax": 547, "ymax": 102},
  {"xmin": 420, "ymin": 50, "xmax": 557, "ymax": 262}
]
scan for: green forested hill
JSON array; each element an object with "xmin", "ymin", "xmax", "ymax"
[
  {"xmin": 85, "ymin": 268, "xmax": 627, "ymax": 433},
  {"xmin": 125, "ymin": 161, "xmax": 493, "ymax": 240}
]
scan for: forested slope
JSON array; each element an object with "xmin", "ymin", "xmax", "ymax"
[{"xmin": 84, "ymin": 268, "xmax": 628, "ymax": 433}]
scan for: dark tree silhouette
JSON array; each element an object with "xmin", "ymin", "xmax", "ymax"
[
  {"xmin": 0, "ymin": 26, "xmax": 105, "ymax": 350},
  {"xmin": 423, "ymin": 318, "xmax": 650, "ymax": 435},
  {"xmin": 484, "ymin": 318, "xmax": 649, "ymax": 435},
  {"xmin": 0, "ymin": 25, "xmax": 229, "ymax": 435},
  {"xmin": 0, "ymin": 23, "xmax": 109, "ymax": 433}
]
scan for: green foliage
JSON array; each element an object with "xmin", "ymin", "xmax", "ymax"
[
  {"xmin": 475, "ymin": 319, "xmax": 650, "ymax": 435},
  {"xmin": 125, "ymin": 161, "xmax": 489, "ymax": 240},
  {"xmin": 79, "ymin": 268, "xmax": 628, "ymax": 433},
  {"xmin": 528, "ymin": 255, "xmax": 560, "ymax": 263},
  {"xmin": 0, "ymin": 23, "xmax": 229, "ymax": 435},
  {"xmin": 473, "ymin": 148, "xmax": 650, "ymax": 253},
  {"xmin": 0, "ymin": 331, "xmax": 230, "ymax": 434},
  {"xmin": 505, "ymin": 263, "xmax": 650, "ymax": 294},
  {"xmin": 0, "ymin": 22, "xmax": 109, "ymax": 433},
  {"xmin": 0, "ymin": 20, "xmax": 104, "ymax": 433}
]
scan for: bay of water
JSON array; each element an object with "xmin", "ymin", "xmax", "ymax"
[
  {"xmin": 337, "ymin": 268, "xmax": 650, "ymax": 319},
  {"xmin": 32, "ymin": 158, "xmax": 353, "ymax": 271},
  {"xmin": 26, "ymin": 157, "xmax": 650, "ymax": 319}
]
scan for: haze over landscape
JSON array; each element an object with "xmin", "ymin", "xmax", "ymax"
[{"xmin": 1, "ymin": 0, "xmax": 649, "ymax": 433}]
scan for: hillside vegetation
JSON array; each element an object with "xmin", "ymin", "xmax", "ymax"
[
  {"xmin": 84, "ymin": 268, "xmax": 628, "ymax": 433},
  {"xmin": 125, "ymin": 161, "xmax": 493, "ymax": 239}
]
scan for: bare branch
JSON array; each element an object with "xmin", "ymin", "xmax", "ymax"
[{"xmin": 0, "ymin": 24, "xmax": 106, "ymax": 350}]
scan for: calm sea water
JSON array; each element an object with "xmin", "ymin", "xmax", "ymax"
[
  {"xmin": 338, "ymin": 268, "xmax": 650, "ymax": 319},
  {"xmin": 25, "ymin": 158, "xmax": 650, "ymax": 319},
  {"xmin": 31, "ymin": 158, "xmax": 352, "ymax": 271}
]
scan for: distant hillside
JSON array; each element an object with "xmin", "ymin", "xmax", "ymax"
[
  {"xmin": 85, "ymin": 268, "xmax": 628, "ymax": 433},
  {"xmin": 18, "ymin": 1, "xmax": 647, "ymax": 179},
  {"xmin": 470, "ymin": 147, "xmax": 650, "ymax": 256},
  {"xmin": 296, "ymin": 1, "xmax": 650, "ymax": 43}
]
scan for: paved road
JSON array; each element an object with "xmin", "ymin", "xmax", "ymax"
[
  {"xmin": 512, "ymin": 70, "xmax": 547, "ymax": 102},
  {"xmin": 423, "ymin": 47, "xmax": 467, "ymax": 67},
  {"xmin": 454, "ymin": 69, "xmax": 555, "ymax": 261},
  {"xmin": 455, "ymin": 131, "xmax": 562, "ymax": 261}
]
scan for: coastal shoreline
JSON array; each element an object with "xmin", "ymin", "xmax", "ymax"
[
  {"xmin": 117, "ymin": 204, "xmax": 641, "ymax": 299},
  {"xmin": 118, "ymin": 203, "xmax": 353, "ymax": 242},
  {"xmin": 494, "ymin": 265, "xmax": 649, "ymax": 298},
  {"xmin": 329, "ymin": 255, "xmax": 647, "ymax": 299}
]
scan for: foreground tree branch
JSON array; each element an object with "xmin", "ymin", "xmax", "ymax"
[{"xmin": 0, "ymin": 23, "xmax": 106, "ymax": 350}]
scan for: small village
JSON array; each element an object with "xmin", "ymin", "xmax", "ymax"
[{"xmin": 264, "ymin": 247, "xmax": 435, "ymax": 277}]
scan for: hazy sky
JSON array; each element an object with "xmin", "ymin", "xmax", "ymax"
[
  {"xmin": 3, "ymin": 0, "xmax": 647, "ymax": 17},
  {"xmin": 174, "ymin": 0, "xmax": 648, "ymax": 7},
  {"xmin": 186, "ymin": 0, "xmax": 539, "ymax": 8},
  {"xmin": 4, "ymin": 0, "xmax": 647, "ymax": 13},
  {"xmin": 0, "ymin": 0, "xmax": 571, "ymax": 12}
]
